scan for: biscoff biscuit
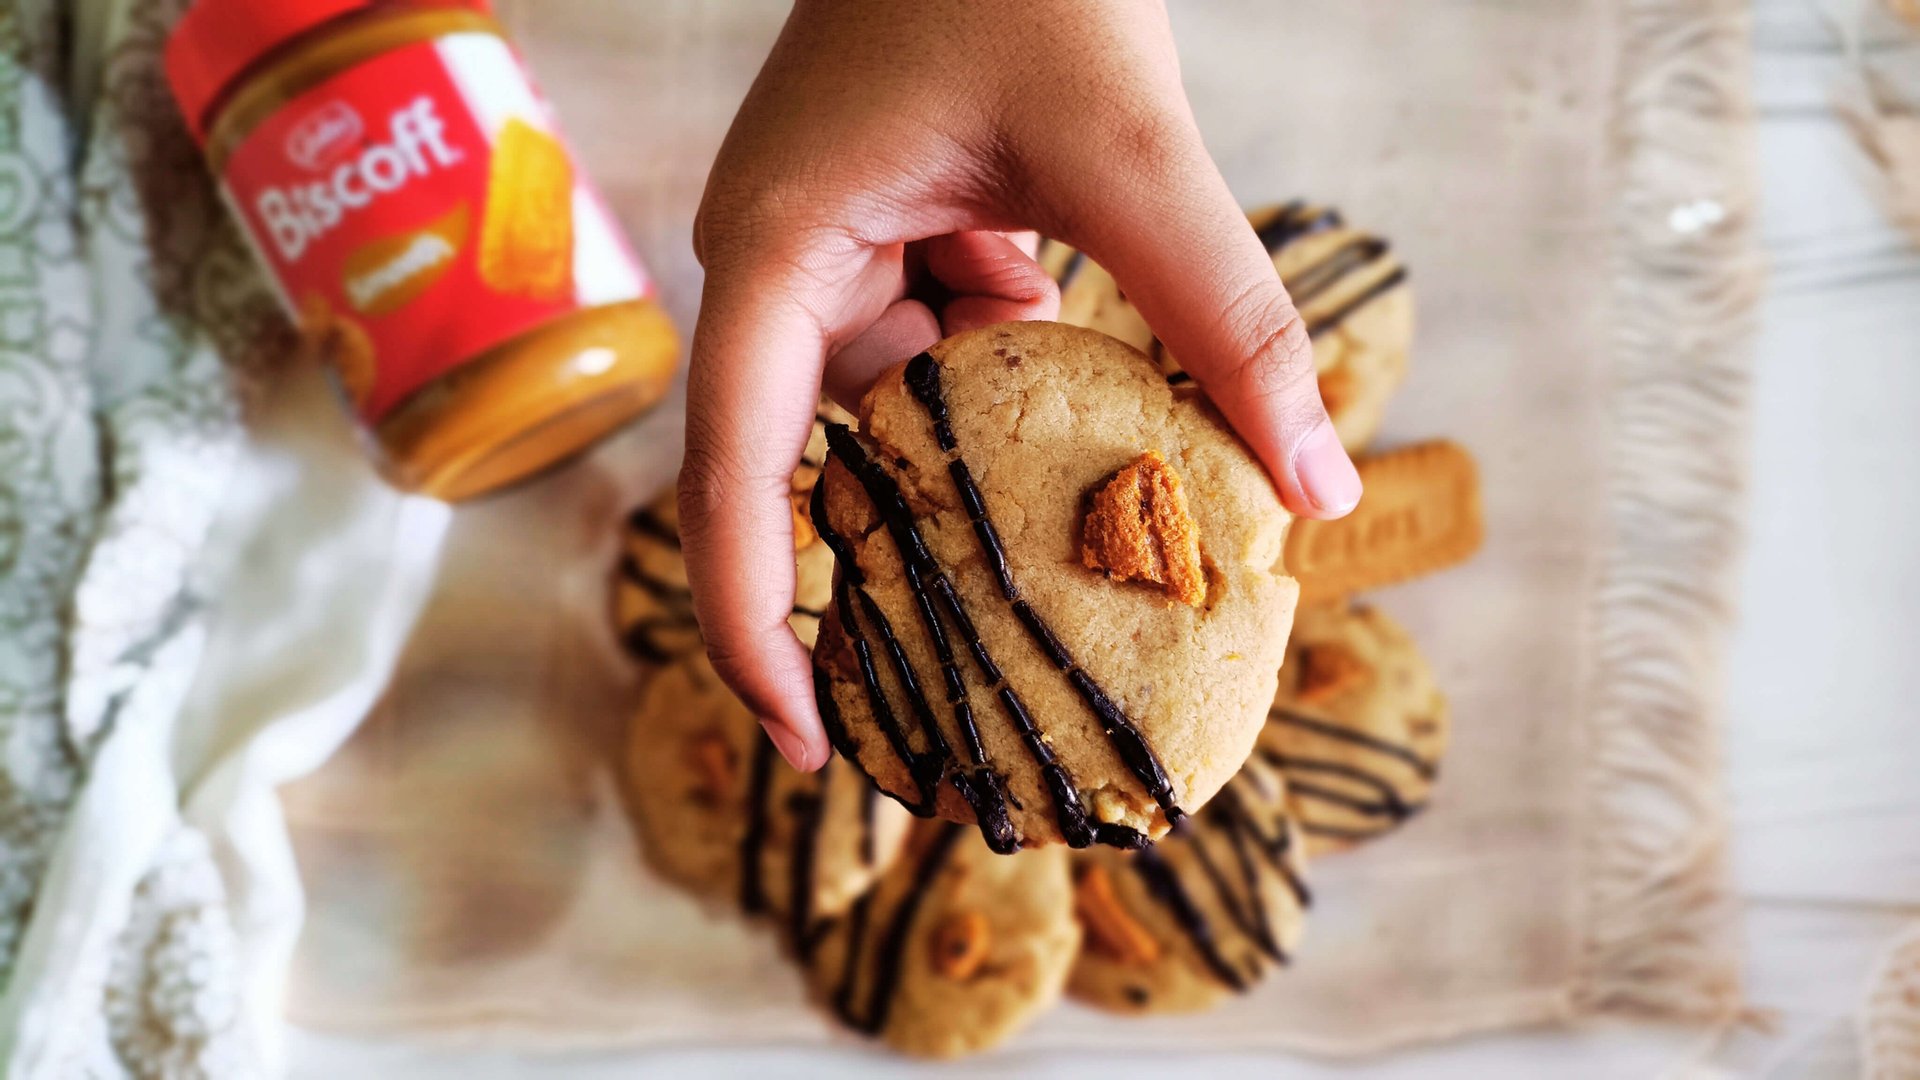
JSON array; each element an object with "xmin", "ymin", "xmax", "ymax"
[
  {"xmin": 479, "ymin": 118, "xmax": 574, "ymax": 299},
  {"xmin": 1285, "ymin": 440, "xmax": 1482, "ymax": 606}
]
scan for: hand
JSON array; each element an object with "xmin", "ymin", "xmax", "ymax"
[{"xmin": 679, "ymin": 0, "xmax": 1362, "ymax": 771}]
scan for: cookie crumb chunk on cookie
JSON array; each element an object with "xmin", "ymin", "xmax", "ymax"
[
  {"xmin": 1296, "ymin": 643, "xmax": 1372, "ymax": 704},
  {"xmin": 930, "ymin": 911, "xmax": 991, "ymax": 979},
  {"xmin": 1073, "ymin": 864, "xmax": 1161, "ymax": 965},
  {"xmin": 1081, "ymin": 450, "xmax": 1207, "ymax": 607}
]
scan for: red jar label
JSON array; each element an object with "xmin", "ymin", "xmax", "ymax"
[{"xmin": 219, "ymin": 32, "xmax": 649, "ymax": 421}]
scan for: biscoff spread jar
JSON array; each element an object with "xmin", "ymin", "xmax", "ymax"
[{"xmin": 166, "ymin": 0, "xmax": 679, "ymax": 500}]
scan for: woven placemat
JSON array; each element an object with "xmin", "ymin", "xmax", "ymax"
[{"xmin": 277, "ymin": 0, "xmax": 1764, "ymax": 1055}]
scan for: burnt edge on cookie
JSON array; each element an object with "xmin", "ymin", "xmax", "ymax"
[
  {"xmin": 1261, "ymin": 706, "xmax": 1439, "ymax": 845},
  {"xmin": 812, "ymin": 352, "xmax": 1184, "ymax": 854},
  {"xmin": 1093, "ymin": 778, "xmax": 1311, "ymax": 998}
]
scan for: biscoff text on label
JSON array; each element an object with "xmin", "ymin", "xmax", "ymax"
[{"xmin": 256, "ymin": 96, "xmax": 463, "ymax": 262}]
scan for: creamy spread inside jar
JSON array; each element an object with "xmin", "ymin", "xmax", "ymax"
[{"xmin": 167, "ymin": 0, "xmax": 679, "ymax": 500}]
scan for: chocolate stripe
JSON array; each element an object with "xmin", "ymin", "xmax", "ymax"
[
  {"xmin": 618, "ymin": 554, "xmax": 691, "ymax": 601},
  {"xmin": 788, "ymin": 784, "xmax": 830, "ymax": 960},
  {"xmin": 831, "ymin": 894, "xmax": 872, "ymax": 1022},
  {"xmin": 838, "ymin": 580, "xmax": 940, "ymax": 816},
  {"xmin": 859, "ymin": 782, "xmax": 879, "ymax": 866},
  {"xmin": 828, "ymin": 421, "xmax": 1116, "ymax": 850},
  {"xmin": 1259, "ymin": 750, "xmax": 1414, "ymax": 815},
  {"xmin": 1300, "ymin": 819, "xmax": 1397, "ymax": 842},
  {"xmin": 1183, "ymin": 817, "xmax": 1283, "ymax": 964},
  {"xmin": 1288, "ymin": 237, "xmax": 1390, "ymax": 305},
  {"xmin": 620, "ymin": 617, "xmax": 698, "ymax": 664},
  {"xmin": 849, "ymin": 587, "xmax": 950, "ymax": 813},
  {"xmin": 1254, "ymin": 200, "xmax": 1342, "ymax": 254},
  {"xmin": 822, "ymin": 428, "xmax": 1017, "ymax": 851},
  {"xmin": 1131, "ymin": 846, "xmax": 1247, "ymax": 991},
  {"xmin": 738, "ymin": 736, "xmax": 778, "ymax": 915},
  {"xmin": 855, "ymin": 823, "xmax": 967, "ymax": 1034},
  {"xmin": 1267, "ymin": 708, "xmax": 1437, "ymax": 779},
  {"xmin": 1284, "ymin": 778, "xmax": 1414, "ymax": 820},
  {"xmin": 1219, "ymin": 809, "xmax": 1288, "ymax": 963},
  {"xmin": 625, "ymin": 507, "xmax": 681, "ymax": 548},
  {"xmin": 1215, "ymin": 790, "xmax": 1312, "ymax": 909},
  {"xmin": 1307, "ymin": 266, "xmax": 1408, "ymax": 340},
  {"xmin": 902, "ymin": 353, "xmax": 1183, "ymax": 826},
  {"xmin": 1055, "ymin": 247, "xmax": 1087, "ymax": 288},
  {"xmin": 811, "ymin": 483, "xmax": 940, "ymax": 816}
]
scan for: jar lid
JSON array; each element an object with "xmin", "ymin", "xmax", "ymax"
[{"xmin": 164, "ymin": 0, "xmax": 486, "ymax": 141}]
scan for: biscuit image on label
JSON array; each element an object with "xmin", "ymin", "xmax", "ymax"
[
  {"xmin": 1285, "ymin": 440, "xmax": 1482, "ymax": 605},
  {"xmin": 342, "ymin": 203, "xmax": 469, "ymax": 317},
  {"xmin": 479, "ymin": 118, "xmax": 574, "ymax": 299}
]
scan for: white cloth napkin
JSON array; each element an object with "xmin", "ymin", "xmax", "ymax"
[{"xmin": 0, "ymin": 1, "xmax": 449, "ymax": 1074}]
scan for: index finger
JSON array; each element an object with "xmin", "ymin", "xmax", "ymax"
[{"xmin": 678, "ymin": 274, "xmax": 831, "ymax": 771}]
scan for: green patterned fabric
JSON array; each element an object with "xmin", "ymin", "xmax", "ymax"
[{"xmin": 0, "ymin": 0, "xmax": 291, "ymax": 1073}]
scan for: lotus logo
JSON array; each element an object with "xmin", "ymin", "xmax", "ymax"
[{"xmin": 285, "ymin": 101, "xmax": 365, "ymax": 172}]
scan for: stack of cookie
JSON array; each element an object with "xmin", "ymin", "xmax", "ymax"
[
  {"xmin": 1038, "ymin": 202, "xmax": 1478, "ymax": 1015},
  {"xmin": 611, "ymin": 203, "xmax": 1481, "ymax": 1056}
]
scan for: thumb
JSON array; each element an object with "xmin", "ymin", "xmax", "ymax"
[{"xmin": 1035, "ymin": 126, "xmax": 1361, "ymax": 520}]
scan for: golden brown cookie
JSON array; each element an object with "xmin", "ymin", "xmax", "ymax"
[
  {"xmin": 1067, "ymin": 751, "xmax": 1310, "ymax": 1014},
  {"xmin": 621, "ymin": 651, "xmax": 913, "ymax": 938},
  {"xmin": 1040, "ymin": 200, "xmax": 1414, "ymax": 454},
  {"xmin": 1259, "ymin": 603, "xmax": 1448, "ymax": 855},
  {"xmin": 1284, "ymin": 440, "xmax": 1483, "ymax": 607},
  {"xmin": 811, "ymin": 323, "xmax": 1297, "ymax": 852},
  {"xmin": 802, "ymin": 821, "xmax": 1079, "ymax": 1059}
]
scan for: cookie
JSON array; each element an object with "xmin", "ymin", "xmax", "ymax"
[
  {"xmin": 1284, "ymin": 440, "xmax": 1483, "ymax": 607},
  {"xmin": 810, "ymin": 323, "xmax": 1297, "ymax": 852},
  {"xmin": 621, "ymin": 652, "xmax": 913, "ymax": 938},
  {"xmin": 1040, "ymin": 200, "xmax": 1414, "ymax": 453},
  {"xmin": 802, "ymin": 821, "xmax": 1079, "ymax": 1058},
  {"xmin": 1067, "ymin": 750, "xmax": 1310, "ymax": 1014},
  {"xmin": 1259, "ymin": 603, "xmax": 1448, "ymax": 854}
]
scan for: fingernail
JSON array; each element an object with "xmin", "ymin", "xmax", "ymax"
[
  {"xmin": 760, "ymin": 718, "xmax": 815, "ymax": 770},
  {"xmin": 1291, "ymin": 423, "xmax": 1363, "ymax": 516}
]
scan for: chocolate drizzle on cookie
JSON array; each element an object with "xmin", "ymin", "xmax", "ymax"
[
  {"xmin": 1129, "ymin": 846, "xmax": 1247, "ymax": 991},
  {"xmin": 1267, "ymin": 708, "xmax": 1437, "ymax": 778},
  {"xmin": 625, "ymin": 506, "xmax": 681, "ymax": 548},
  {"xmin": 829, "ymin": 822, "xmax": 968, "ymax": 1035},
  {"xmin": 616, "ymin": 552, "xmax": 700, "ymax": 665},
  {"xmin": 1251, "ymin": 202, "xmax": 1408, "ymax": 339},
  {"xmin": 1253, "ymin": 199, "xmax": 1342, "ymax": 254},
  {"xmin": 810, "ymin": 482, "xmax": 945, "ymax": 819},
  {"xmin": 1104, "ymin": 772, "xmax": 1312, "ymax": 995},
  {"xmin": 1263, "ymin": 707, "xmax": 1436, "ymax": 842},
  {"xmin": 811, "ymin": 352, "xmax": 1188, "ymax": 852},
  {"xmin": 1153, "ymin": 202, "xmax": 1410, "ymax": 391},
  {"xmin": 738, "ymin": 736, "xmax": 779, "ymax": 915},
  {"xmin": 819, "ymin": 425, "xmax": 1040, "ymax": 854},
  {"xmin": 902, "ymin": 353, "xmax": 1183, "ymax": 826},
  {"xmin": 787, "ymin": 784, "xmax": 831, "ymax": 960}
]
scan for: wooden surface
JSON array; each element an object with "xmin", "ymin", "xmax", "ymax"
[{"xmin": 286, "ymin": 1, "xmax": 1920, "ymax": 1075}]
